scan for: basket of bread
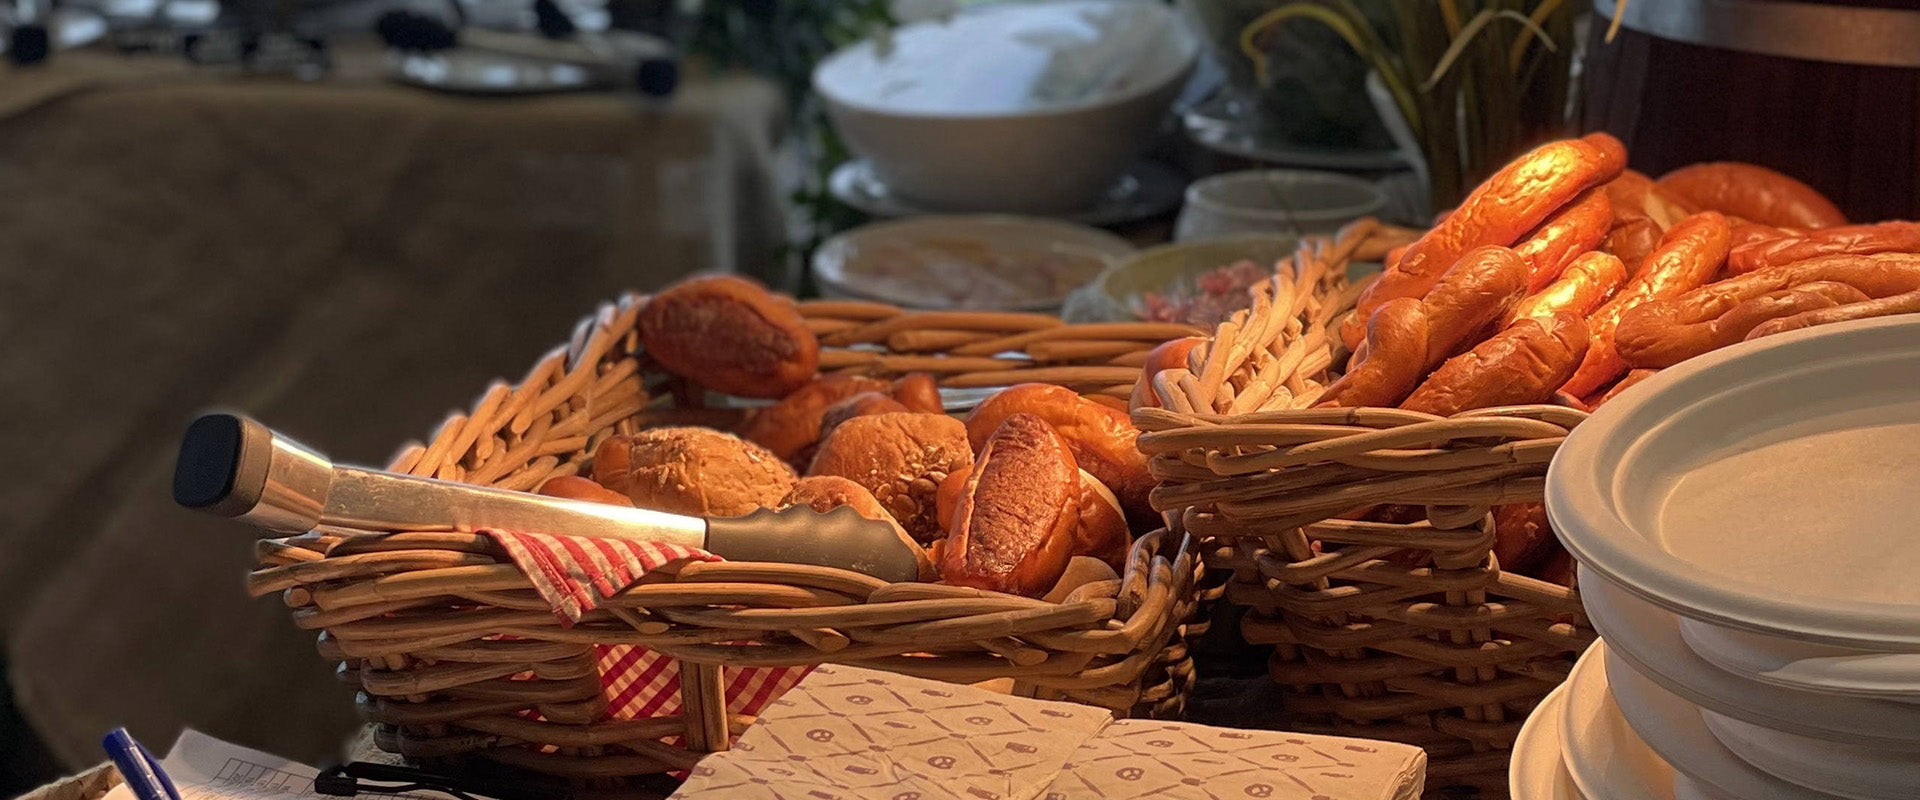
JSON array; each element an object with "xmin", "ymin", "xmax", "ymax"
[
  {"xmin": 1133, "ymin": 133, "xmax": 1920, "ymax": 794},
  {"xmin": 229, "ymin": 277, "xmax": 1260, "ymax": 782}
]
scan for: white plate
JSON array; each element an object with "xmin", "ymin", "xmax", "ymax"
[
  {"xmin": 828, "ymin": 158, "xmax": 1184, "ymax": 226},
  {"xmin": 811, "ymin": 214, "xmax": 1134, "ymax": 312},
  {"xmin": 1547, "ymin": 316, "xmax": 1920, "ymax": 651},
  {"xmin": 1559, "ymin": 642, "xmax": 1676, "ymax": 800},
  {"xmin": 1510, "ymin": 684, "xmax": 1584, "ymax": 800},
  {"xmin": 1578, "ymin": 566, "xmax": 1920, "ymax": 748},
  {"xmin": 1604, "ymin": 648, "xmax": 1847, "ymax": 800},
  {"xmin": 387, "ymin": 49, "xmax": 600, "ymax": 94},
  {"xmin": 1700, "ymin": 709, "xmax": 1920, "ymax": 800},
  {"xmin": 1677, "ymin": 616, "xmax": 1920, "ymax": 701}
]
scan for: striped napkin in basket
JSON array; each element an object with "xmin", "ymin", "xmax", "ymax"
[{"xmin": 483, "ymin": 530, "xmax": 813, "ymax": 727}]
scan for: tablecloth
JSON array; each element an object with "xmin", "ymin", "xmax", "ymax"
[{"xmin": 0, "ymin": 42, "xmax": 788, "ymax": 771}]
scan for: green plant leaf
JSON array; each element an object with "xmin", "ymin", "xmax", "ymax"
[{"xmin": 1421, "ymin": 8, "xmax": 1552, "ymax": 91}]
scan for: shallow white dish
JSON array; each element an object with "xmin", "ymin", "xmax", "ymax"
[
  {"xmin": 1604, "ymin": 647, "xmax": 1846, "ymax": 800},
  {"xmin": 1701, "ymin": 708, "xmax": 1920, "ymax": 800},
  {"xmin": 1510, "ymin": 683, "xmax": 1583, "ymax": 800},
  {"xmin": 1548, "ymin": 315, "xmax": 1920, "ymax": 651},
  {"xmin": 810, "ymin": 214, "xmax": 1134, "ymax": 312},
  {"xmin": 828, "ymin": 159, "xmax": 1184, "ymax": 226},
  {"xmin": 1559, "ymin": 641, "xmax": 1675, "ymax": 800},
  {"xmin": 1578, "ymin": 565, "xmax": 1920, "ymax": 748},
  {"xmin": 814, "ymin": 0, "xmax": 1198, "ymax": 213}
]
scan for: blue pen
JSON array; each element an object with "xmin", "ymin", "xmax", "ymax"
[{"xmin": 102, "ymin": 728, "xmax": 183, "ymax": 800}]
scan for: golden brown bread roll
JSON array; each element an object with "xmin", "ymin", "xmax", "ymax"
[
  {"xmin": 890, "ymin": 372, "xmax": 945, "ymax": 414},
  {"xmin": 938, "ymin": 413, "xmax": 1083, "ymax": 597},
  {"xmin": 639, "ymin": 275, "xmax": 819, "ymax": 399},
  {"xmin": 536, "ymin": 475, "xmax": 634, "ymax": 507},
  {"xmin": 1493, "ymin": 503, "xmax": 1556, "ymax": 576},
  {"xmin": 592, "ymin": 427, "xmax": 796, "ymax": 517},
  {"xmin": 818, "ymin": 392, "xmax": 912, "ymax": 440},
  {"xmin": 963, "ymin": 383, "xmax": 1154, "ymax": 525},
  {"xmin": 1401, "ymin": 313, "xmax": 1589, "ymax": 417},
  {"xmin": 1129, "ymin": 337, "xmax": 1203, "ymax": 411},
  {"xmin": 807, "ymin": 412, "xmax": 972, "ymax": 544},
  {"xmin": 1317, "ymin": 298, "xmax": 1429, "ymax": 409},
  {"xmin": 782, "ymin": 476, "xmax": 934, "ymax": 581},
  {"xmin": 739, "ymin": 375, "xmax": 892, "ymax": 466}
]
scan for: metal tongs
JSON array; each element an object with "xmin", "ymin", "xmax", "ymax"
[{"xmin": 172, "ymin": 413, "xmax": 922, "ymax": 582}]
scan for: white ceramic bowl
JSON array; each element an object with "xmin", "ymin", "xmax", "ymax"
[
  {"xmin": 1578, "ymin": 564, "xmax": 1920, "ymax": 749},
  {"xmin": 811, "ymin": 214, "xmax": 1134, "ymax": 312},
  {"xmin": 1173, "ymin": 169, "xmax": 1387, "ymax": 241},
  {"xmin": 813, "ymin": 0, "xmax": 1199, "ymax": 214},
  {"xmin": 1546, "ymin": 316, "xmax": 1920, "ymax": 653},
  {"xmin": 1604, "ymin": 647, "xmax": 1845, "ymax": 800},
  {"xmin": 1701, "ymin": 709, "xmax": 1920, "ymax": 799}
]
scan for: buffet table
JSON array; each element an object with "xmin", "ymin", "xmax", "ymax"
[{"xmin": 0, "ymin": 43, "xmax": 785, "ymax": 771}]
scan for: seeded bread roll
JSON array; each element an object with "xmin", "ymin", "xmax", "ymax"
[
  {"xmin": 782, "ymin": 476, "xmax": 934, "ymax": 581},
  {"xmin": 807, "ymin": 412, "xmax": 972, "ymax": 544},
  {"xmin": 592, "ymin": 427, "xmax": 796, "ymax": 517}
]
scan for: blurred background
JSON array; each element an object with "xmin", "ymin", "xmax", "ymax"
[{"xmin": 4, "ymin": 0, "xmax": 1913, "ymax": 792}]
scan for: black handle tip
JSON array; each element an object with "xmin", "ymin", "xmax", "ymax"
[{"xmin": 175, "ymin": 413, "xmax": 245, "ymax": 509}]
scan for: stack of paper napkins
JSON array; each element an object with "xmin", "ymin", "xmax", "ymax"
[{"xmin": 672, "ymin": 665, "xmax": 1426, "ymax": 800}]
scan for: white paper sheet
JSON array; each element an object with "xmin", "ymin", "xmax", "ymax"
[{"xmin": 103, "ymin": 729, "xmax": 449, "ymax": 800}]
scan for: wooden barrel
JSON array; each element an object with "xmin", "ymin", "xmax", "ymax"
[{"xmin": 1583, "ymin": 0, "xmax": 1920, "ymax": 222}]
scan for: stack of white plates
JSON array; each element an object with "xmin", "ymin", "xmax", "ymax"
[{"xmin": 1514, "ymin": 316, "xmax": 1920, "ymax": 799}]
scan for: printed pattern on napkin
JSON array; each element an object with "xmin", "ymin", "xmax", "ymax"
[
  {"xmin": 483, "ymin": 529, "xmax": 810, "ymax": 737},
  {"xmin": 673, "ymin": 664, "xmax": 1114, "ymax": 800},
  {"xmin": 1040, "ymin": 719, "xmax": 1426, "ymax": 800}
]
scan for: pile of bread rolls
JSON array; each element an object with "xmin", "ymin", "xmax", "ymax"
[
  {"xmin": 1138, "ymin": 135, "xmax": 1920, "ymax": 583},
  {"xmin": 1321, "ymin": 134, "xmax": 1920, "ymax": 417},
  {"xmin": 533, "ymin": 275, "xmax": 1157, "ymax": 599}
]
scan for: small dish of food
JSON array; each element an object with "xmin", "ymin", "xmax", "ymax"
[{"xmin": 812, "ymin": 215, "xmax": 1136, "ymax": 312}]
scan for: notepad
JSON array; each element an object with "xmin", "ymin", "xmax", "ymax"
[{"xmin": 102, "ymin": 729, "xmax": 442, "ymax": 800}]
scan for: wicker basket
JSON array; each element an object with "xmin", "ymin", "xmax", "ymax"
[
  {"xmin": 248, "ymin": 293, "xmax": 1210, "ymax": 781},
  {"xmin": 1133, "ymin": 234, "xmax": 1594, "ymax": 797}
]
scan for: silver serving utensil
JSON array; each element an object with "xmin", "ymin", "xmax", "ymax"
[{"xmin": 173, "ymin": 413, "xmax": 921, "ymax": 582}]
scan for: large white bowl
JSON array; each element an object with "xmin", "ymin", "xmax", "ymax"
[{"xmin": 813, "ymin": 0, "xmax": 1199, "ymax": 214}]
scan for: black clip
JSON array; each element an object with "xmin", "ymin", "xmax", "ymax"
[{"xmin": 313, "ymin": 762, "xmax": 571, "ymax": 800}]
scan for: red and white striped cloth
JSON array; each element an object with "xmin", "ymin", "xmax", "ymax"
[{"xmin": 485, "ymin": 530, "xmax": 813, "ymax": 729}]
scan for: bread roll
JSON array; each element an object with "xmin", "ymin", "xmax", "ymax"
[
  {"xmin": 638, "ymin": 275, "xmax": 819, "ymax": 398},
  {"xmin": 818, "ymin": 392, "xmax": 911, "ymax": 441},
  {"xmin": 1400, "ymin": 313, "xmax": 1589, "ymax": 417},
  {"xmin": 890, "ymin": 372, "xmax": 945, "ymax": 414},
  {"xmin": 739, "ymin": 374, "xmax": 891, "ymax": 465},
  {"xmin": 939, "ymin": 413, "xmax": 1081, "ymax": 597},
  {"xmin": 536, "ymin": 475, "xmax": 633, "ymax": 507},
  {"xmin": 807, "ymin": 412, "xmax": 972, "ymax": 544},
  {"xmin": 782, "ymin": 476, "xmax": 934, "ymax": 581},
  {"xmin": 1493, "ymin": 503, "xmax": 1556, "ymax": 576},
  {"xmin": 592, "ymin": 427, "xmax": 796, "ymax": 517},
  {"xmin": 963, "ymin": 384, "xmax": 1154, "ymax": 525}
]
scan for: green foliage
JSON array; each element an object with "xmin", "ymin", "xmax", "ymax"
[
  {"xmin": 682, "ymin": 0, "xmax": 897, "ymax": 271},
  {"xmin": 1237, "ymin": 0, "xmax": 1577, "ymax": 210}
]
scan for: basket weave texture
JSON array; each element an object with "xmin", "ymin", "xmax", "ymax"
[
  {"xmin": 248, "ymin": 294, "xmax": 1206, "ymax": 780},
  {"xmin": 1134, "ymin": 231, "xmax": 1595, "ymax": 796}
]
